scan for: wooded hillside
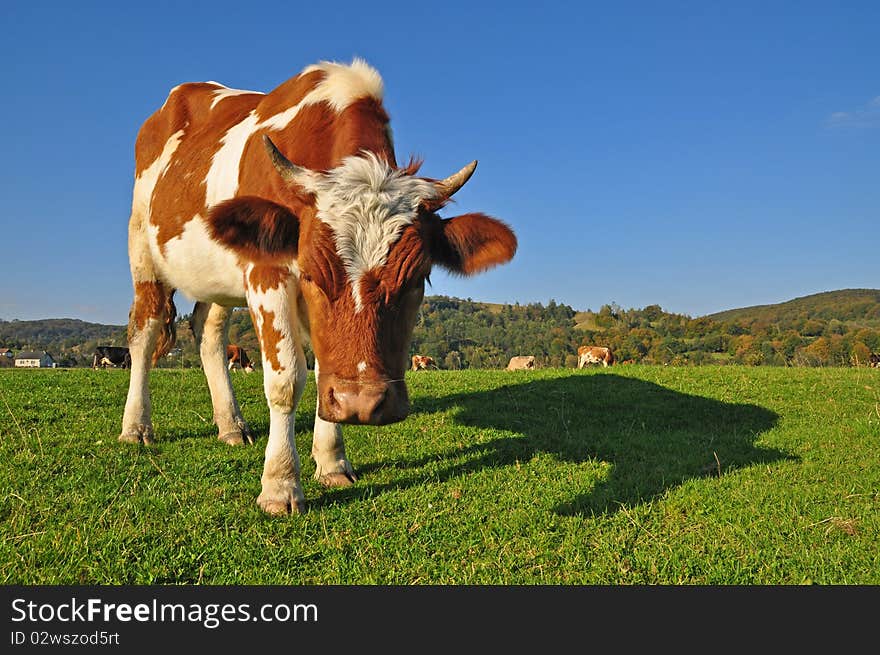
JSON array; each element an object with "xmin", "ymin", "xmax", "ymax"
[{"xmin": 2, "ymin": 289, "xmax": 878, "ymax": 368}]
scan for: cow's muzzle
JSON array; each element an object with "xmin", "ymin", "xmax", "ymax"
[{"xmin": 318, "ymin": 376, "xmax": 409, "ymax": 425}]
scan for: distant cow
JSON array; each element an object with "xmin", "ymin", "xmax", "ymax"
[
  {"xmin": 578, "ymin": 346, "xmax": 614, "ymax": 368},
  {"xmin": 870, "ymin": 353, "xmax": 880, "ymax": 369},
  {"xmin": 506, "ymin": 355, "xmax": 536, "ymax": 371},
  {"xmin": 93, "ymin": 346, "xmax": 131, "ymax": 369},
  {"xmin": 227, "ymin": 345, "xmax": 255, "ymax": 372},
  {"xmin": 411, "ymin": 355, "xmax": 436, "ymax": 371}
]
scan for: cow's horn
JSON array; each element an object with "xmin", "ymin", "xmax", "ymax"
[
  {"xmin": 263, "ymin": 135, "xmax": 310, "ymax": 183},
  {"xmin": 435, "ymin": 160, "xmax": 478, "ymax": 199}
]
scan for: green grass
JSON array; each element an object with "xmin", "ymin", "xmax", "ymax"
[{"xmin": 1, "ymin": 366, "xmax": 878, "ymax": 584}]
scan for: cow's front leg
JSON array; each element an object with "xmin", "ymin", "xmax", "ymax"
[
  {"xmin": 247, "ymin": 273, "xmax": 307, "ymax": 515},
  {"xmin": 312, "ymin": 359, "xmax": 358, "ymax": 488},
  {"xmin": 120, "ymin": 279, "xmax": 176, "ymax": 445},
  {"xmin": 191, "ymin": 302, "xmax": 254, "ymax": 445}
]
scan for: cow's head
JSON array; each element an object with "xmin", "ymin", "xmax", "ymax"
[{"xmin": 213, "ymin": 136, "xmax": 516, "ymax": 425}]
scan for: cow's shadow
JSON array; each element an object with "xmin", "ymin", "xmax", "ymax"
[{"xmin": 316, "ymin": 373, "xmax": 790, "ymax": 516}]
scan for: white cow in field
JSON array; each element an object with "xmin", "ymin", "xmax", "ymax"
[{"xmin": 506, "ymin": 355, "xmax": 536, "ymax": 371}]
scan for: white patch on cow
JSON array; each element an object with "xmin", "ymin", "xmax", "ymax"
[
  {"xmin": 133, "ymin": 129, "xmax": 185, "ymax": 221},
  {"xmin": 154, "ymin": 216, "xmax": 248, "ymax": 305},
  {"xmin": 203, "ymin": 60, "xmax": 386, "ymax": 208},
  {"xmin": 204, "ymin": 111, "xmax": 260, "ymax": 208},
  {"xmin": 210, "ymin": 85, "xmax": 263, "ymax": 110},
  {"xmin": 301, "ymin": 58, "xmax": 384, "ymax": 112},
  {"xmin": 310, "ymin": 153, "xmax": 437, "ymax": 311},
  {"xmin": 357, "ymin": 361, "xmax": 367, "ymax": 373}
]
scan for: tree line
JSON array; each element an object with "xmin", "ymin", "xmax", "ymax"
[{"xmin": 2, "ymin": 289, "xmax": 878, "ymax": 368}]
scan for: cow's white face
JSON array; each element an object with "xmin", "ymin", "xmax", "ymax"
[{"xmin": 297, "ymin": 152, "xmax": 438, "ymax": 313}]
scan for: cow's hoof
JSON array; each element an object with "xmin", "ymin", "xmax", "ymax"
[
  {"xmin": 257, "ymin": 495, "xmax": 306, "ymax": 516},
  {"xmin": 218, "ymin": 419, "xmax": 255, "ymax": 446},
  {"xmin": 118, "ymin": 426, "xmax": 154, "ymax": 445},
  {"xmin": 218, "ymin": 430, "xmax": 248, "ymax": 446},
  {"xmin": 318, "ymin": 471, "xmax": 358, "ymax": 488}
]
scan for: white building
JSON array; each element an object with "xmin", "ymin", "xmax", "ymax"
[{"xmin": 14, "ymin": 351, "xmax": 56, "ymax": 368}]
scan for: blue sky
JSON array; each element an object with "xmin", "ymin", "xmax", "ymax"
[{"xmin": 1, "ymin": 1, "xmax": 877, "ymax": 325}]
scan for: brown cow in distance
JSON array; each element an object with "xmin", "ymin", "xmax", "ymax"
[
  {"xmin": 411, "ymin": 355, "xmax": 436, "ymax": 371},
  {"xmin": 578, "ymin": 346, "xmax": 614, "ymax": 368},
  {"xmin": 227, "ymin": 344, "xmax": 255, "ymax": 372},
  {"xmin": 118, "ymin": 59, "xmax": 517, "ymax": 515}
]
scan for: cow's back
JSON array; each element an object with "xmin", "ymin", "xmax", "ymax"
[
  {"xmin": 136, "ymin": 84, "xmax": 260, "ymax": 177},
  {"xmin": 137, "ymin": 84, "xmax": 264, "ymax": 247},
  {"xmin": 130, "ymin": 63, "xmax": 393, "ymax": 305}
]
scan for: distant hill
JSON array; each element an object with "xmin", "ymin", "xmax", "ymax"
[
  {"xmin": 706, "ymin": 289, "xmax": 880, "ymax": 329},
  {"xmin": 573, "ymin": 311, "xmax": 600, "ymax": 331},
  {"xmin": 0, "ymin": 318, "xmax": 126, "ymax": 352},
  {"xmin": 2, "ymin": 289, "xmax": 879, "ymax": 368}
]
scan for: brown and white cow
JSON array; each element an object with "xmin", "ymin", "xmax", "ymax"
[
  {"xmin": 506, "ymin": 355, "xmax": 536, "ymax": 371},
  {"xmin": 119, "ymin": 59, "xmax": 517, "ymax": 515},
  {"xmin": 578, "ymin": 346, "xmax": 614, "ymax": 368},
  {"xmin": 226, "ymin": 344, "xmax": 255, "ymax": 372},
  {"xmin": 411, "ymin": 355, "xmax": 436, "ymax": 371}
]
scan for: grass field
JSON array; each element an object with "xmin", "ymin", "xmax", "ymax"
[{"xmin": 1, "ymin": 365, "xmax": 877, "ymax": 584}]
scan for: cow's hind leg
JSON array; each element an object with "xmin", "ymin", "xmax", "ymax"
[
  {"xmin": 191, "ymin": 302, "xmax": 254, "ymax": 445},
  {"xmin": 119, "ymin": 280, "xmax": 176, "ymax": 445},
  {"xmin": 312, "ymin": 359, "xmax": 358, "ymax": 488},
  {"xmin": 247, "ymin": 278, "xmax": 308, "ymax": 515}
]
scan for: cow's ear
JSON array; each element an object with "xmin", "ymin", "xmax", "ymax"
[
  {"xmin": 430, "ymin": 212, "xmax": 517, "ymax": 275},
  {"xmin": 208, "ymin": 196, "xmax": 299, "ymax": 257}
]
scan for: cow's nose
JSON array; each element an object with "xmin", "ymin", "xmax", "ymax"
[
  {"xmin": 323, "ymin": 382, "xmax": 408, "ymax": 425},
  {"xmin": 329, "ymin": 386, "xmax": 386, "ymax": 424}
]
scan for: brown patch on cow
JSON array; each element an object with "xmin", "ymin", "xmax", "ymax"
[
  {"xmin": 135, "ymin": 83, "xmax": 208, "ymax": 178},
  {"xmin": 128, "ymin": 280, "xmax": 177, "ymax": 365},
  {"xmin": 429, "ymin": 212, "xmax": 517, "ymax": 275},
  {"xmin": 301, "ymin": 220, "xmax": 428, "ymax": 380},
  {"xmin": 380, "ymin": 224, "xmax": 432, "ymax": 295},
  {"xmin": 254, "ymin": 70, "xmax": 323, "ymax": 124},
  {"xmin": 331, "ymin": 97, "xmax": 396, "ymax": 165},
  {"xmin": 146, "ymin": 90, "xmax": 261, "ymax": 249},
  {"xmin": 296, "ymin": 221, "xmax": 431, "ymax": 382},
  {"xmin": 272, "ymin": 103, "xmax": 341, "ymax": 170},
  {"xmin": 297, "ymin": 219, "xmax": 347, "ymax": 302},
  {"xmin": 247, "ymin": 264, "xmax": 290, "ymax": 293},
  {"xmin": 299, "ymin": 279, "xmax": 381, "ymax": 378},
  {"xmin": 256, "ymin": 307, "xmax": 284, "ymax": 372},
  {"xmin": 236, "ymin": 104, "xmax": 337, "ymax": 205},
  {"xmin": 300, "ymin": 266, "xmax": 424, "ymax": 383}
]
